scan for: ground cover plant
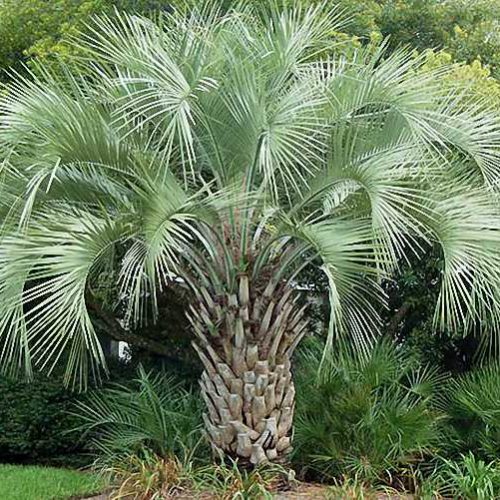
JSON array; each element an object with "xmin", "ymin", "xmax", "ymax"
[
  {"xmin": 73, "ymin": 367, "xmax": 293, "ymax": 497},
  {"xmin": 424, "ymin": 453, "xmax": 500, "ymax": 500},
  {"xmin": 0, "ymin": 464, "xmax": 104, "ymax": 500},
  {"xmin": 63, "ymin": 343, "xmax": 500, "ymax": 498},
  {"xmin": 0, "ymin": 1, "xmax": 499, "ymax": 468}
]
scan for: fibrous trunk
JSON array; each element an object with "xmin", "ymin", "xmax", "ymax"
[{"xmin": 189, "ymin": 272, "xmax": 308, "ymax": 465}]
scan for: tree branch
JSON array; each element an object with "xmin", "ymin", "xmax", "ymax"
[
  {"xmin": 386, "ymin": 302, "xmax": 412, "ymax": 338},
  {"xmin": 87, "ymin": 299, "xmax": 173, "ymax": 358}
]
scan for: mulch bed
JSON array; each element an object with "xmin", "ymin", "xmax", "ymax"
[{"xmin": 84, "ymin": 483, "xmax": 415, "ymax": 499}]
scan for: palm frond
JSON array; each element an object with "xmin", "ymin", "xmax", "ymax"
[{"xmin": 0, "ymin": 2, "xmax": 498, "ymax": 381}]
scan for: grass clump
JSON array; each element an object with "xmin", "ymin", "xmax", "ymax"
[
  {"xmin": 191, "ymin": 460, "xmax": 288, "ymax": 499},
  {"xmin": 108, "ymin": 450, "xmax": 195, "ymax": 499},
  {"xmin": 420, "ymin": 453, "xmax": 500, "ymax": 500},
  {"xmin": 105, "ymin": 453, "xmax": 289, "ymax": 499}
]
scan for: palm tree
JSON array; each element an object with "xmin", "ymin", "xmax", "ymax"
[{"xmin": 0, "ymin": 3, "xmax": 499, "ymax": 465}]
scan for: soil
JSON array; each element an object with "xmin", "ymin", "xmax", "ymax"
[{"xmin": 84, "ymin": 483, "xmax": 414, "ymax": 499}]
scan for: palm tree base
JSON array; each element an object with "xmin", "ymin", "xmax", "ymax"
[{"xmin": 196, "ymin": 345, "xmax": 295, "ymax": 465}]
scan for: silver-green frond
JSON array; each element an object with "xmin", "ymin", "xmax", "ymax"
[{"xmin": 0, "ymin": 2, "xmax": 498, "ymax": 387}]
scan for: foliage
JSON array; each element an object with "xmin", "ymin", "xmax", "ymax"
[
  {"xmin": 0, "ymin": 359, "xmax": 192, "ymax": 466},
  {"xmin": 0, "ymin": 0, "xmax": 102, "ymax": 76},
  {"xmin": 107, "ymin": 450, "xmax": 196, "ymax": 500},
  {"xmin": 257, "ymin": 2, "xmax": 500, "ymax": 371},
  {"xmin": 421, "ymin": 49, "xmax": 500, "ymax": 107},
  {"xmin": 0, "ymin": 3, "xmax": 498, "ymax": 390},
  {"xmin": 191, "ymin": 461, "xmax": 287, "ymax": 500},
  {"xmin": 3, "ymin": 0, "xmax": 499, "ymax": 82},
  {"xmin": 402, "ymin": 322, "xmax": 480, "ymax": 373},
  {"xmin": 446, "ymin": 362, "xmax": 500, "ymax": 460},
  {"xmin": 0, "ymin": 464, "xmax": 104, "ymax": 500},
  {"xmin": 92, "ymin": 285, "xmax": 202, "ymax": 379},
  {"xmin": 439, "ymin": 0, "xmax": 500, "ymax": 80},
  {"xmin": 376, "ymin": 0, "xmax": 448, "ymax": 51},
  {"xmin": 368, "ymin": 0, "xmax": 500, "ymax": 78},
  {"xmin": 73, "ymin": 366, "xmax": 204, "ymax": 466},
  {"xmin": 382, "ymin": 245, "xmax": 480, "ymax": 373},
  {"xmin": 327, "ymin": 477, "xmax": 398, "ymax": 500},
  {"xmin": 0, "ymin": 0, "xmax": 169, "ymax": 78},
  {"xmin": 263, "ymin": 0, "xmax": 500, "ymax": 78},
  {"xmin": 0, "ymin": 375, "xmax": 86, "ymax": 465},
  {"xmin": 293, "ymin": 339, "xmax": 447, "ymax": 482},
  {"xmin": 108, "ymin": 455, "xmax": 286, "ymax": 500},
  {"xmin": 431, "ymin": 453, "xmax": 500, "ymax": 500}
]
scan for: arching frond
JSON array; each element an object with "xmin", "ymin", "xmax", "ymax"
[
  {"xmin": 431, "ymin": 191, "xmax": 500, "ymax": 332},
  {"xmin": 285, "ymin": 219, "xmax": 383, "ymax": 358},
  {"xmin": 0, "ymin": 210, "xmax": 129, "ymax": 387},
  {"xmin": 0, "ymin": 2, "xmax": 498, "ymax": 382}
]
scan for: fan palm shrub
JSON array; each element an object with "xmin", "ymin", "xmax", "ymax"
[
  {"xmin": 293, "ymin": 339, "xmax": 447, "ymax": 482},
  {"xmin": 0, "ymin": 2, "xmax": 499, "ymax": 464},
  {"xmin": 446, "ymin": 363, "xmax": 500, "ymax": 460}
]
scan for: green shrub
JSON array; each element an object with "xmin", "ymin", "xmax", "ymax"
[
  {"xmin": 73, "ymin": 366, "xmax": 205, "ymax": 466},
  {"xmin": 0, "ymin": 375, "xmax": 86, "ymax": 465},
  {"xmin": 0, "ymin": 359, "xmax": 187, "ymax": 466},
  {"xmin": 293, "ymin": 339, "xmax": 447, "ymax": 482},
  {"xmin": 446, "ymin": 362, "xmax": 500, "ymax": 460},
  {"xmin": 0, "ymin": 0, "xmax": 171, "ymax": 78}
]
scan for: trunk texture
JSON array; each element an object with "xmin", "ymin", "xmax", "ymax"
[
  {"xmin": 196, "ymin": 345, "xmax": 295, "ymax": 465},
  {"xmin": 189, "ymin": 272, "xmax": 308, "ymax": 465}
]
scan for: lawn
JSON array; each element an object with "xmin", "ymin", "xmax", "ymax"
[{"xmin": 0, "ymin": 464, "xmax": 104, "ymax": 500}]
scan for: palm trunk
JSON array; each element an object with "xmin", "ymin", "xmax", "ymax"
[
  {"xmin": 189, "ymin": 273, "xmax": 308, "ymax": 465},
  {"xmin": 195, "ymin": 343, "xmax": 295, "ymax": 464}
]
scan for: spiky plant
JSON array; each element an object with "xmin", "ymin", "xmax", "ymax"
[
  {"xmin": 293, "ymin": 339, "xmax": 447, "ymax": 481},
  {"xmin": 433, "ymin": 453, "xmax": 500, "ymax": 500},
  {"xmin": 0, "ymin": 2, "xmax": 499, "ymax": 464},
  {"xmin": 446, "ymin": 362, "xmax": 500, "ymax": 460},
  {"xmin": 72, "ymin": 366, "xmax": 203, "ymax": 465}
]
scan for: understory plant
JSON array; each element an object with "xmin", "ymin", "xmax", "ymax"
[
  {"xmin": 191, "ymin": 460, "xmax": 287, "ymax": 499},
  {"xmin": 327, "ymin": 477, "xmax": 399, "ymax": 500},
  {"xmin": 429, "ymin": 453, "xmax": 500, "ymax": 500},
  {"xmin": 73, "ymin": 366, "xmax": 204, "ymax": 467},
  {"xmin": 0, "ymin": 1, "xmax": 499, "ymax": 465},
  {"xmin": 111, "ymin": 455, "xmax": 288, "ymax": 500},
  {"xmin": 446, "ymin": 362, "xmax": 500, "ymax": 460},
  {"xmin": 108, "ymin": 449, "xmax": 196, "ymax": 500},
  {"xmin": 0, "ymin": 374, "xmax": 84, "ymax": 465},
  {"xmin": 293, "ymin": 339, "xmax": 447, "ymax": 483}
]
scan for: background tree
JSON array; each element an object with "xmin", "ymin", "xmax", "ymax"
[
  {"xmin": 337, "ymin": 0, "xmax": 500, "ymax": 78},
  {"xmin": 0, "ymin": 0, "xmax": 169, "ymax": 80},
  {"xmin": 0, "ymin": 3, "xmax": 499, "ymax": 465}
]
